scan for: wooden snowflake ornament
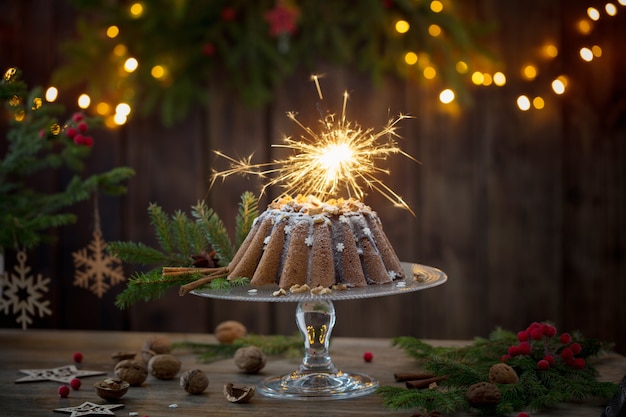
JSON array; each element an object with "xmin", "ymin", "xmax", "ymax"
[
  {"xmin": 15, "ymin": 364, "xmax": 106, "ymax": 383},
  {"xmin": 0, "ymin": 250, "xmax": 52, "ymax": 329},
  {"xmin": 53, "ymin": 401, "xmax": 124, "ymax": 417},
  {"xmin": 73, "ymin": 225, "xmax": 125, "ymax": 298}
]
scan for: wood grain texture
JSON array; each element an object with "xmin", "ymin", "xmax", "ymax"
[{"xmin": 0, "ymin": 329, "xmax": 623, "ymax": 417}]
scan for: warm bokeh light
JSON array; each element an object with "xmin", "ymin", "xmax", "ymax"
[
  {"xmin": 114, "ymin": 113, "xmax": 128, "ymax": 125},
  {"xmin": 130, "ymin": 2, "xmax": 144, "ymax": 18},
  {"xmin": 439, "ymin": 89, "xmax": 455, "ymax": 104},
  {"xmin": 96, "ymin": 102, "xmax": 111, "ymax": 115},
  {"xmin": 551, "ymin": 78, "xmax": 566, "ymax": 94},
  {"xmin": 493, "ymin": 72, "xmax": 506, "ymax": 86},
  {"xmin": 580, "ymin": 47, "xmax": 594, "ymax": 61},
  {"xmin": 14, "ymin": 109, "xmax": 25, "ymax": 122},
  {"xmin": 428, "ymin": 24, "xmax": 442, "ymax": 37},
  {"xmin": 394, "ymin": 20, "xmax": 410, "ymax": 34},
  {"xmin": 619, "ymin": 0, "xmax": 626, "ymax": 6},
  {"xmin": 116, "ymin": 103, "xmax": 132, "ymax": 116},
  {"xmin": 481, "ymin": 73, "xmax": 493, "ymax": 86},
  {"xmin": 522, "ymin": 65, "xmax": 537, "ymax": 80},
  {"xmin": 151, "ymin": 65, "xmax": 167, "ymax": 78},
  {"xmin": 471, "ymin": 71, "xmax": 484, "ymax": 85},
  {"xmin": 106, "ymin": 26, "xmax": 119, "ymax": 38},
  {"xmin": 78, "ymin": 94, "xmax": 91, "ymax": 109},
  {"xmin": 456, "ymin": 61, "xmax": 468, "ymax": 74},
  {"xmin": 533, "ymin": 96, "xmax": 545, "ymax": 109},
  {"xmin": 592, "ymin": 45, "xmax": 602, "ymax": 57},
  {"xmin": 404, "ymin": 52, "xmax": 418, "ymax": 65},
  {"xmin": 124, "ymin": 57, "xmax": 139, "ymax": 72},
  {"xmin": 430, "ymin": 0, "xmax": 443, "ymax": 12},
  {"xmin": 577, "ymin": 19, "xmax": 593, "ymax": 34},
  {"xmin": 423, "ymin": 66, "xmax": 436, "ymax": 79},
  {"xmin": 605, "ymin": 3, "xmax": 618, "ymax": 15},
  {"xmin": 587, "ymin": 7, "xmax": 600, "ymax": 20},
  {"xmin": 45, "ymin": 87, "xmax": 58, "ymax": 102},
  {"xmin": 543, "ymin": 44, "xmax": 558, "ymax": 58},
  {"xmin": 32, "ymin": 97, "xmax": 42, "ymax": 110},
  {"xmin": 517, "ymin": 95, "xmax": 531, "ymax": 111},
  {"xmin": 113, "ymin": 44, "xmax": 127, "ymax": 57}
]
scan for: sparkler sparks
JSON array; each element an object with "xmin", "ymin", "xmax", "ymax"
[{"xmin": 211, "ymin": 77, "xmax": 419, "ymax": 214}]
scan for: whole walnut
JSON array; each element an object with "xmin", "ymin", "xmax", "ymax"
[
  {"xmin": 214, "ymin": 320, "xmax": 247, "ymax": 344},
  {"xmin": 234, "ymin": 346, "xmax": 266, "ymax": 373},
  {"xmin": 489, "ymin": 363, "xmax": 519, "ymax": 384},
  {"xmin": 148, "ymin": 354, "xmax": 181, "ymax": 380},
  {"xmin": 141, "ymin": 336, "xmax": 172, "ymax": 364},
  {"xmin": 466, "ymin": 382, "xmax": 501, "ymax": 406},
  {"xmin": 114, "ymin": 359, "xmax": 148, "ymax": 386},
  {"xmin": 180, "ymin": 369, "xmax": 209, "ymax": 394}
]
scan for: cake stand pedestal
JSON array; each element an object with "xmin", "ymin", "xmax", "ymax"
[{"xmin": 192, "ymin": 262, "xmax": 446, "ymax": 400}]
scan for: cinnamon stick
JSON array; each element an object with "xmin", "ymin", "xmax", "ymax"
[
  {"xmin": 405, "ymin": 376, "xmax": 446, "ymax": 389},
  {"xmin": 178, "ymin": 267, "xmax": 229, "ymax": 296},
  {"xmin": 394, "ymin": 372, "xmax": 435, "ymax": 382}
]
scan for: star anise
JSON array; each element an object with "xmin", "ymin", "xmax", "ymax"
[{"xmin": 191, "ymin": 250, "xmax": 218, "ymax": 268}]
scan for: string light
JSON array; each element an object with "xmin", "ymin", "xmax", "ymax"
[
  {"xmin": 577, "ymin": 18, "xmax": 593, "ymax": 34},
  {"xmin": 551, "ymin": 76, "xmax": 567, "ymax": 94},
  {"xmin": 96, "ymin": 102, "xmax": 111, "ymax": 115},
  {"xmin": 404, "ymin": 52, "xmax": 418, "ymax": 65},
  {"xmin": 45, "ymin": 87, "xmax": 58, "ymax": 102},
  {"xmin": 517, "ymin": 95, "xmax": 531, "ymax": 111},
  {"xmin": 129, "ymin": 2, "xmax": 144, "ymax": 18},
  {"xmin": 113, "ymin": 44, "xmax": 127, "ymax": 57},
  {"xmin": 456, "ymin": 61, "xmax": 468, "ymax": 74},
  {"xmin": 439, "ymin": 89, "xmax": 455, "ymax": 104},
  {"xmin": 532, "ymin": 96, "xmax": 545, "ymax": 109},
  {"xmin": 493, "ymin": 72, "xmax": 506, "ymax": 86},
  {"xmin": 430, "ymin": 1, "xmax": 443, "ymax": 12},
  {"xmin": 471, "ymin": 71, "xmax": 484, "ymax": 85},
  {"xmin": 587, "ymin": 7, "xmax": 601, "ymax": 20},
  {"xmin": 423, "ymin": 66, "xmax": 436, "ymax": 79},
  {"xmin": 124, "ymin": 57, "xmax": 139, "ymax": 72},
  {"xmin": 394, "ymin": 20, "xmax": 410, "ymax": 34},
  {"xmin": 77, "ymin": 94, "xmax": 91, "ymax": 109},
  {"xmin": 428, "ymin": 24, "xmax": 442, "ymax": 37},
  {"xmin": 591, "ymin": 45, "xmax": 602, "ymax": 57},
  {"xmin": 106, "ymin": 26, "xmax": 119, "ymax": 38},
  {"xmin": 481, "ymin": 73, "xmax": 493, "ymax": 86},
  {"xmin": 522, "ymin": 65, "xmax": 537, "ymax": 80},
  {"xmin": 605, "ymin": 3, "xmax": 618, "ymax": 15},
  {"xmin": 579, "ymin": 47, "xmax": 594, "ymax": 61},
  {"xmin": 543, "ymin": 43, "xmax": 559, "ymax": 58}
]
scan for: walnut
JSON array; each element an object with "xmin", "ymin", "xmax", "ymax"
[
  {"xmin": 180, "ymin": 369, "xmax": 209, "ymax": 394},
  {"xmin": 214, "ymin": 320, "xmax": 247, "ymax": 344},
  {"xmin": 223, "ymin": 383, "xmax": 255, "ymax": 403},
  {"xmin": 466, "ymin": 382, "xmax": 501, "ymax": 406},
  {"xmin": 143, "ymin": 335, "xmax": 172, "ymax": 354},
  {"xmin": 489, "ymin": 363, "xmax": 519, "ymax": 384},
  {"xmin": 111, "ymin": 351, "xmax": 136, "ymax": 364},
  {"xmin": 94, "ymin": 378, "xmax": 129, "ymax": 401},
  {"xmin": 114, "ymin": 359, "xmax": 148, "ymax": 386},
  {"xmin": 234, "ymin": 346, "xmax": 266, "ymax": 373},
  {"xmin": 148, "ymin": 354, "xmax": 181, "ymax": 380}
]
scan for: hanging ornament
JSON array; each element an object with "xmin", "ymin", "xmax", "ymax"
[
  {"xmin": 0, "ymin": 249, "xmax": 52, "ymax": 329},
  {"xmin": 72, "ymin": 195, "xmax": 125, "ymax": 298}
]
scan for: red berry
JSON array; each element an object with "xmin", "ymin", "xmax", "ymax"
[
  {"xmin": 542, "ymin": 324, "xmax": 557, "ymax": 337},
  {"xmin": 537, "ymin": 359, "xmax": 550, "ymax": 370},
  {"xmin": 544, "ymin": 354, "xmax": 555, "ymax": 365},
  {"xmin": 527, "ymin": 322, "xmax": 541, "ymax": 331},
  {"xmin": 560, "ymin": 333, "xmax": 572, "ymax": 344},
  {"xmin": 560, "ymin": 347, "xmax": 574, "ymax": 359},
  {"xmin": 530, "ymin": 328, "xmax": 543, "ymax": 340},
  {"xmin": 363, "ymin": 352, "xmax": 373, "ymax": 362},
  {"xmin": 73, "ymin": 352, "xmax": 83, "ymax": 363},
  {"xmin": 77, "ymin": 122, "xmax": 88, "ymax": 133},
  {"xmin": 73, "ymin": 134, "xmax": 85, "ymax": 145},
  {"xmin": 72, "ymin": 112, "xmax": 84, "ymax": 122},
  {"xmin": 70, "ymin": 378, "xmax": 81, "ymax": 390},
  {"xmin": 518, "ymin": 413, "xmax": 530, "ymax": 417},
  {"xmin": 82, "ymin": 136, "xmax": 94, "ymax": 147},
  {"xmin": 66, "ymin": 127, "xmax": 78, "ymax": 139},
  {"xmin": 570, "ymin": 342, "xmax": 582, "ymax": 354},
  {"xmin": 508, "ymin": 345, "xmax": 520, "ymax": 356},
  {"xmin": 517, "ymin": 330, "xmax": 529, "ymax": 342},
  {"xmin": 518, "ymin": 341, "xmax": 531, "ymax": 355},
  {"xmin": 573, "ymin": 357, "xmax": 586, "ymax": 369},
  {"xmin": 58, "ymin": 385, "xmax": 70, "ymax": 398},
  {"xmin": 500, "ymin": 354, "xmax": 512, "ymax": 362}
]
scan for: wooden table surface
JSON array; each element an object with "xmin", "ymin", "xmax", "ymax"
[{"xmin": 0, "ymin": 329, "xmax": 623, "ymax": 417}]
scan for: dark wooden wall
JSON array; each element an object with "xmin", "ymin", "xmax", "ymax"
[{"xmin": 1, "ymin": 0, "xmax": 625, "ymax": 354}]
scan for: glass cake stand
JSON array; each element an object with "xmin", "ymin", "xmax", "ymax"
[{"xmin": 192, "ymin": 262, "xmax": 446, "ymax": 400}]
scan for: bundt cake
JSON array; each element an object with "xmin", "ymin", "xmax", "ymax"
[{"xmin": 227, "ymin": 195, "xmax": 404, "ymax": 289}]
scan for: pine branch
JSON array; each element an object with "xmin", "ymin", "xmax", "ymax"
[
  {"xmin": 107, "ymin": 241, "xmax": 189, "ymax": 266},
  {"xmin": 192, "ymin": 200, "xmax": 234, "ymax": 266},
  {"xmin": 235, "ymin": 191, "xmax": 259, "ymax": 248},
  {"xmin": 148, "ymin": 203, "xmax": 175, "ymax": 254},
  {"xmin": 114, "ymin": 269, "xmax": 199, "ymax": 309}
]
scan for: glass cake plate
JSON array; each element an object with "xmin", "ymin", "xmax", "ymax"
[{"xmin": 191, "ymin": 262, "xmax": 447, "ymax": 400}]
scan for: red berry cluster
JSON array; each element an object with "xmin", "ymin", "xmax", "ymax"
[
  {"xmin": 500, "ymin": 322, "xmax": 585, "ymax": 371},
  {"xmin": 64, "ymin": 112, "xmax": 94, "ymax": 147}
]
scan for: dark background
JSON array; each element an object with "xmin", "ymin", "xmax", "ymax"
[{"xmin": 1, "ymin": 0, "xmax": 624, "ymax": 354}]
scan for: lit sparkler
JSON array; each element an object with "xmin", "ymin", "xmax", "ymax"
[{"xmin": 211, "ymin": 75, "xmax": 419, "ymax": 214}]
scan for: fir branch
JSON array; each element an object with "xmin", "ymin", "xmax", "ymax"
[
  {"xmin": 148, "ymin": 203, "xmax": 175, "ymax": 254},
  {"xmin": 192, "ymin": 200, "xmax": 234, "ymax": 266},
  {"xmin": 235, "ymin": 191, "xmax": 259, "ymax": 248},
  {"xmin": 114, "ymin": 269, "xmax": 198, "ymax": 309},
  {"xmin": 377, "ymin": 385, "xmax": 467, "ymax": 413},
  {"xmin": 108, "ymin": 241, "xmax": 188, "ymax": 266}
]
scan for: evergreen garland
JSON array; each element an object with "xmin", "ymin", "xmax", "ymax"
[
  {"xmin": 110, "ymin": 191, "xmax": 258, "ymax": 308},
  {"xmin": 379, "ymin": 323, "xmax": 618, "ymax": 416},
  {"xmin": 54, "ymin": 0, "xmax": 493, "ymax": 125},
  {"xmin": 0, "ymin": 68, "xmax": 133, "ymax": 252}
]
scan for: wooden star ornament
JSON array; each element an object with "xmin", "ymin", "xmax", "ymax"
[
  {"xmin": 54, "ymin": 402, "xmax": 124, "ymax": 417},
  {"xmin": 14, "ymin": 364, "xmax": 106, "ymax": 383}
]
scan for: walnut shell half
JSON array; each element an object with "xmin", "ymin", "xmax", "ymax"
[{"xmin": 223, "ymin": 383, "xmax": 255, "ymax": 403}]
